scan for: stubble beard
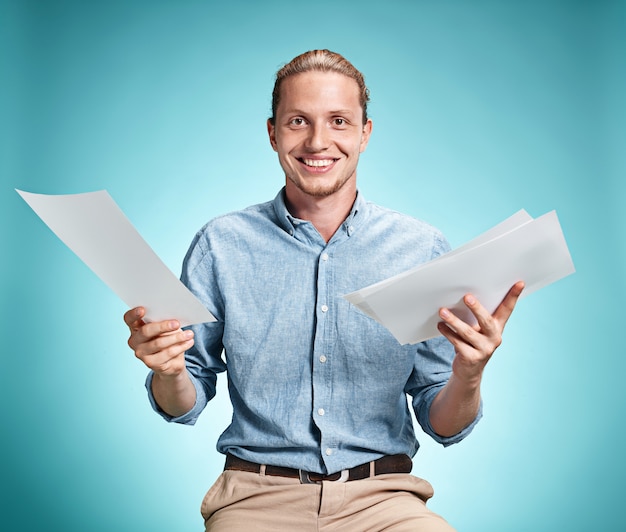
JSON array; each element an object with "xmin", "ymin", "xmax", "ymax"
[{"xmin": 286, "ymin": 169, "xmax": 355, "ymax": 199}]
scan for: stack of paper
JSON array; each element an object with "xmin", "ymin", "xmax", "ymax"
[
  {"xmin": 17, "ymin": 189, "xmax": 216, "ymax": 327},
  {"xmin": 344, "ymin": 210, "xmax": 575, "ymax": 345}
]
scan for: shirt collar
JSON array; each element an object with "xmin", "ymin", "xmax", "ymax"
[{"xmin": 272, "ymin": 187, "xmax": 367, "ymax": 239}]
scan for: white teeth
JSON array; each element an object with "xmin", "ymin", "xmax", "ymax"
[{"xmin": 302, "ymin": 159, "xmax": 334, "ymax": 167}]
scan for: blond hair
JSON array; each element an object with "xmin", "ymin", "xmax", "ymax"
[{"xmin": 270, "ymin": 49, "xmax": 370, "ymax": 125}]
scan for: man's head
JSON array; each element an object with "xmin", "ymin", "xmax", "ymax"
[
  {"xmin": 270, "ymin": 50, "xmax": 370, "ymax": 126},
  {"xmin": 268, "ymin": 50, "xmax": 373, "ymax": 201}
]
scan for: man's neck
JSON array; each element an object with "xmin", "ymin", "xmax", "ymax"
[{"xmin": 284, "ymin": 182, "xmax": 357, "ymax": 243}]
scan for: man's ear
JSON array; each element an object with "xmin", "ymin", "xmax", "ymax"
[
  {"xmin": 267, "ymin": 119, "xmax": 278, "ymax": 152},
  {"xmin": 359, "ymin": 118, "xmax": 373, "ymax": 153}
]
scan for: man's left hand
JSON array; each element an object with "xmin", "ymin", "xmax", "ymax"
[{"xmin": 437, "ymin": 281, "xmax": 525, "ymax": 385}]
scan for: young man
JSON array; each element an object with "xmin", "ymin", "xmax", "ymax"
[{"xmin": 125, "ymin": 50, "xmax": 523, "ymax": 531}]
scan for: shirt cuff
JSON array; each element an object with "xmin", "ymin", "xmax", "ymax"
[
  {"xmin": 418, "ymin": 387, "xmax": 484, "ymax": 447},
  {"xmin": 145, "ymin": 370, "xmax": 208, "ymax": 425}
]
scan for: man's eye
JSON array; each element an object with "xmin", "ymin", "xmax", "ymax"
[
  {"xmin": 333, "ymin": 118, "xmax": 346, "ymax": 126},
  {"xmin": 290, "ymin": 118, "xmax": 305, "ymax": 126}
]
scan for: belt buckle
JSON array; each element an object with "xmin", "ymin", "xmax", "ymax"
[{"xmin": 298, "ymin": 469, "xmax": 349, "ymax": 484}]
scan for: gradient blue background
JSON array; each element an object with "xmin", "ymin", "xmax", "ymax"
[{"xmin": 2, "ymin": 1, "xmax": 624, "ymax": 530}]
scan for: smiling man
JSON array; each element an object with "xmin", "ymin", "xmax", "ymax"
[
  {"xmin": 269, "ymin": 69, "xmax": 371, "ymax": 196},
  {"xmin": 125, "ymin": 50, "xmax": 523, "ymax": 531}
]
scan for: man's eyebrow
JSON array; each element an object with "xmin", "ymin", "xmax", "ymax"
[
  {"xmin": 329, "ymin": 109, "xmax": 356, "ymax": 116},
  {"xmin": 283, "ymin": 108, "xmax": 357, "ymax": 116}
]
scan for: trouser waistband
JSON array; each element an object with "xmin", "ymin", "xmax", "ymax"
[{"xmin": 224, "ymin": 453, "xmax": 413, "ymax": 484}]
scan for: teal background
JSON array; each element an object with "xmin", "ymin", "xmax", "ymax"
[{"xmin": 1, "ymin": 0, "xmax": 624, "ymax": 530}]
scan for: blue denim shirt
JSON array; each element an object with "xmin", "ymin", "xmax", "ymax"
[{"xmin": 146, "ymin": 188, "xmax": 481, "ymax": 474}]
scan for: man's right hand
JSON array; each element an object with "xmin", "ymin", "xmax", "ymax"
[
  {"xmin": 124, "ymin": 307, "xmax": 197, "ymax": 417},
  {"xmin": 124, "ymin": 307, "xmax": 195, "ymax": 377}
]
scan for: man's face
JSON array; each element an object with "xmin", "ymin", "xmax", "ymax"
[{"xmin": 268, "ymin": 71, "xmax": 372, "ymax": 199}]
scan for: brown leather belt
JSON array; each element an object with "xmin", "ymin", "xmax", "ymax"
[{"xmin": 224, "ymin": 453, "xmax": 412, "ymax": 484}]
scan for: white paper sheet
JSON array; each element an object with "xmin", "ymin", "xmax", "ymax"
[
  {"xmin": 344, "ymin": 210, "xmax": 575, "ymax": 345},
  {"xmin": 17, "ymin": 189, "xmax": 216, "ymax": 327}
]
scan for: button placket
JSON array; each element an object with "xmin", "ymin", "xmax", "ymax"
[{"xmin": 312, "ymin": 245, "xmax": 338, "ymax": 470}]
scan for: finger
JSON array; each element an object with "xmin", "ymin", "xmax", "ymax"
[
  {"xmin": 128, "ymin": 319, "xmax": 183, "ymax": 351},
  {"xmin": 436, "ymin": 320, "xmax": 491, "ymax": 366},
  {"xmin": 438, "ymin": 307, "xmax": 484, "ymax": 350},
  {"xmin": 124, "ymin": 306, "xmax": 145, "ymax": 328},
  {"xmin": 140, "ymin": 319, "xmax": 182, "ymax": 340},
  {"xmin": 134, "ymin": 328, "xmax": 194, "ymax": 359},
  {"xmin": 492, "ymin": 281, "xmax": 525, "ymax": 326},
  {"xmin": 147, "ymin": 328, "xmax": 194, "ymax": 355},
  {"xmin": 462, "ymin": 294, "xmax": 499, "ymax": 338},
  {"xmin": 437, "ymin": 320, "xmax": 465, "ymax": 349},
  {"xmin": 141, "ymin": 339, "xmax": 192, "ymax": 375}
]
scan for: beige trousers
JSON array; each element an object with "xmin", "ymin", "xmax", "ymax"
[{"xmin": 201, "ymin": 470, "xmax": 456, "ymax": 531}]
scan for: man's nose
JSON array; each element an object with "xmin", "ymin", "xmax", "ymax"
[{"xmin": 305, "ymin": 123, "xmax": 330, "ymax": 151}]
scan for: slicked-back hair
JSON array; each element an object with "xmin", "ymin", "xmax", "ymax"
[{"xmin": 270, "ymin": 49, "xmax": 370, "ymax": 125}]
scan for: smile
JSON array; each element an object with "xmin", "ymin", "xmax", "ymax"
[{"xmin": 299, "ymin": 158, "xmax": 337, "ymax": 168}]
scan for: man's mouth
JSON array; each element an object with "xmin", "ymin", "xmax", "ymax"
[{"xmin": 299, "ymin": 158, "xmax": 337, "ymax": 168}]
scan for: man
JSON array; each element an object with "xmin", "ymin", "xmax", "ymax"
[{"xmin": 125, "ymin": 50, "xmax": 524, "ymax": 531}]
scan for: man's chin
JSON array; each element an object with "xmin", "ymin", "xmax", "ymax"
[{"xmin": 288, "ymin": 176, "xmax": 351, "ymax": 199}]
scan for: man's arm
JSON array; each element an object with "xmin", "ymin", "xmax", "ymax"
[
  {"xmin": 124, "ymin": 306, "xmax": 196, "ymax": 418},
  {"xmin": 429, "ymin": 281, "xmax": 525, "ymax": 437}
]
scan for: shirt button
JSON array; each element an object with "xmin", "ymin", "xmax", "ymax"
[
  {"xmin": 325, "ymin": 448, "xmax": 333, "ymax": 456},
  {"xmin": 319, "ymin": 355, "xmax": 327, "ymax": 363},
  {"xmin": 321, "ymin": 305, "xmax": 328, "ymax": 312},
  {"xmin": 318, "ymin": 408, "xmax": 325, "ymax": 416},
  {"xmin": 321, "ymin": 253, "xmax": 329, "ymax": 261}
]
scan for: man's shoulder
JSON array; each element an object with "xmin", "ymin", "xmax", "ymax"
[
  {"xmin": 196, "ymin": 198, "xmax": 277, "ymax": 235},
  {"xmin": 182, "ymin": 197, "xmax": 279, "ymax": 267},
  {"xmin": 363, "ymin": 200, "xmax": 446, "ymax": 238}
]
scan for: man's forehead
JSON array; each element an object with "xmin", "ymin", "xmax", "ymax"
[
  {"xmin": 282, "ymin": 70, "xmax": 360, "ymax": 90},
  {"xmin": 277, "ymin": 71, "xmax": 361, "ymax": 108}
]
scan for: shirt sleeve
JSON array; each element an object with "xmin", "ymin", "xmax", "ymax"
[
  {"xmin": 145, "ymin": 226, "xmax": 227, "ymax": 425},
  {"xmin": 145, "ymin": 369, "xmax": 213, "ymax": 425},
  {"xmin": 404, "ymin": 228, "xmax": 483, "ymax": 446},
  {"xmin": 406, "ymin": 336, "xmax": 483, "ymax": 446}
]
